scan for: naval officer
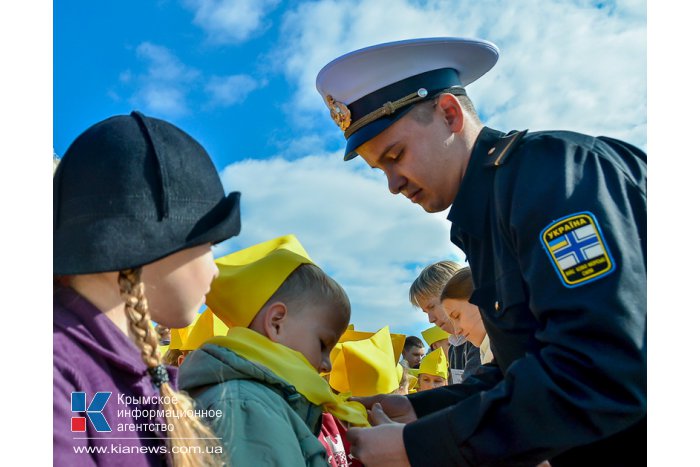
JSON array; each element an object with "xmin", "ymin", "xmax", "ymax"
[{"xmin": 315, "ymin": 37, "xmax": 646, "ymax": 466}]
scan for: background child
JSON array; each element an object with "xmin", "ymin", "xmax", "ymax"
[
  {"xmin": 161, "ymin": 326, "xmax": 190, "ymax": 367},
  {"xmin": 325, "ymin": 326, "xmax": 403, "ymax": 467},
  {"xmin": 53, "ymin": 111, "xmax": 241, "ymax": 466},
  {"xmin": 179, "ymin": 235, "xmax": 368, "ymax": 466},
  {"xmin": 410, "ymin": 260, "xmax": 482, "ymax": 382},
  {"xmin": 440, "ymin": 267, "xmax": 494, "ymax": 364},
  {"xmin": 416, "ymin": 348, "xmax": 449, "ymax": 391},
  {"xmin": 409, "ymin": 260, "xmax": 461, "ymax": 333},
  {"xmin": 329, "ymin": 326, "xmax": 401, "ymax": 398}
]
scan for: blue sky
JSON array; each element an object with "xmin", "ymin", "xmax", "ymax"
[{"xmin": 54, "ymin": 0, "xmax": 647, "ymax": 342}]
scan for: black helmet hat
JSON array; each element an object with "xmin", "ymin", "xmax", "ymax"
[{"xmin": 54, "ymin": 111, "xmax": 241, "ymax": 274}]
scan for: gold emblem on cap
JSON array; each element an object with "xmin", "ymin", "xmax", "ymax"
[{"xmin": 325, "ymin": 95, "xmax": 352, "ymax": 131}]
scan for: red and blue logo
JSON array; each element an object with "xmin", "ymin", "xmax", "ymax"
[{"xmin": 71, "ymin": 392, "xmax": 112, "ymax": 432}]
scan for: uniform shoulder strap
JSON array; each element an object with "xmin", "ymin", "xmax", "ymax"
[{"xmin": 483, "ymin": 129, "xmax": 528, "ymax": 168}]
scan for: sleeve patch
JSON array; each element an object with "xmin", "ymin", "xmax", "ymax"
[{"xmin": 539, "ymin": 212, "xmax": 616, "ymax": 288}]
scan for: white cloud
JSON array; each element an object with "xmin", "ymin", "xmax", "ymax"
[
  {"xmin": 182, "ymin": 0, "xmax": 281, "ymax": 44},
  {"xmin": 126, "ymin": 42, "xmax": 201, "ymax": 117},
  {"xmin": 276, "ymin": 0, "xmax": 647, "ymax": 149},
  {"xmin": 137, "ymin": 85, "xmax": 189, "ymax": 116},
  {"xmin": 122, "ymin": 43, "xmax": 262, "ymax": 116},
  {"xmin": 268, "ymin": 133, "xmax": 329, "ymax": 159},
  {"xmin": 136, "ymin": 42, "xmax": 199, "ymax": 82},
  {"xmin": 205, "ymin": 74, "xmax": 261, "ymax": 107},
  {"xmin": 216, "ymin": 151, "xmax": 465, "ymax": 337}
]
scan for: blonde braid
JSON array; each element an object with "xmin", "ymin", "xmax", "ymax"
[{"xmin": 119, "ymin": 269, "xmax": 226, "ymax": 467}]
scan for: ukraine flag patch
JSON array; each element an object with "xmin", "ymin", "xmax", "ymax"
[{"xmin": 540, "ymin": 212, "xmax": 616, "ymax": 288}]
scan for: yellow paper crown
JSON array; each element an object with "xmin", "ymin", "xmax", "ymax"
[
  {"xmin": 418, "ymin": 347, "xmax": 448, "ymax": 380},
  {"xmin": 406, "ymin": 367, "xmax": 420, "ymax": 378},
  {"xmin": 407, "ymin": 372, "xmax": 418, "ymax": 393},
  {"xmin": 207, "ymin": 234, "xmax": 314, "ymax": 328},
  {"xmin": 421, "ymin": 325, "xmax": 450, "ymax": 347},
  {"xmin": 395, "ymin": 363, "xmax": 405, "ymax": 385},
  {"xmin": 159, "ymin": 325, "xmax": 193, "ymax": 355},
  {"xmin": 168, "ymin": 325, "xmax": 193, "ymax": 350},
  {"xmin": 336, "ymin": 327, "xmax": 406, "ymax": 364},
  {"xmin": 180, "ymin": 309, "xmax": 229, "ymax": 351},
  {"xmin": 329, "ymin": 326, "xmax": 400, "ymax": 397}
]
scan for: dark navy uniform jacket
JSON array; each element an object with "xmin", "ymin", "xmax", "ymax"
[{"xmin": 403, "ymin": 127, "xmax": 647, "ymax": 466}]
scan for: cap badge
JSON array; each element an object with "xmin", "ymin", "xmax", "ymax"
[{"xmin": 325, "ymin": 95, "xmax": 352, "ymax": 131}]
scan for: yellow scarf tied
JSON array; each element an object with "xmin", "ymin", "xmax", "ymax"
[{"xmin": 206, "ymin": 327, "xmax": 370, "ymax": 427}]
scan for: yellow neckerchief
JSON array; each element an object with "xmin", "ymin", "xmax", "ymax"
[{"xmin": 206, "ymin": 327, "xmax": 369, "ymax": 427}]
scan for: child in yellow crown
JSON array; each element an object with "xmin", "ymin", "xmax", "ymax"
[
  {"xmin": 178, "ymin": 235, "xmax": 368, "ymax": 466},
  {"xmin": 416, "ymin": 347, "xmax": 449, "ymax": 391},
  {"xmin": 421, "ymin": 325, "xmax": 451, "ymax": 364}
]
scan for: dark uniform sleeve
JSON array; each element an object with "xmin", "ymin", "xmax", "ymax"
[
  {"xmin": 408, "ymin": 362, "xmax": 503, "ymax": 416},
  {"xmin": 403, "ymin": 133, "xmax": 646, "ymax": 466}
]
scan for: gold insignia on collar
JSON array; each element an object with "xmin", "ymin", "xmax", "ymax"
[{"xmin": 325, "ymin": 95, "xmax": 352, "ymax": 131}]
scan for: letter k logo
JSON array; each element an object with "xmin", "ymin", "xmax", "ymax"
[{"xmin": 71, "ymin": 392, "xmax": 112, "ymax": 432}]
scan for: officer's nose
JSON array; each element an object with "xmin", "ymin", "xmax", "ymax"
[{"xmin": 386, "ymin": 170, "xmax": 406, "ymax": 195}]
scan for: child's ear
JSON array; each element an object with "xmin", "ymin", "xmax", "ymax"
[{"xmin": 261, "ymin": 302, "xmax": 289, "ymax": 342}]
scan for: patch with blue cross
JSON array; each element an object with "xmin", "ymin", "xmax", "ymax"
[{"xmin": 540, "ymin": 212, "xmax": 616, "ymax": 288}]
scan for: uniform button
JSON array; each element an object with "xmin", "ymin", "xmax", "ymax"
[
  {"xmin": 488, "ymin": 147, "xmax": 496, "ymax": 155},
  {"xmin": 494, "ymin": 301, "xmax": 500, "ymax": 311}
]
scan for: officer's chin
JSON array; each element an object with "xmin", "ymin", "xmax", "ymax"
[{"xmin": 421, "ymin": 200, "xmax": 450, "ymax": 214}]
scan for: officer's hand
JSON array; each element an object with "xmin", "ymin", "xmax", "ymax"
[
  {"xmin": 347, "ymin": 406, "xmax": 409, "ymax": 467},
  {"xmin": 349, "ymin": 394, "xmax": 417, "ymax": 424}
]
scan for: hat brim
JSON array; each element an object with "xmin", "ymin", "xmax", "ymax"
[
  {"xmin": 343, "ymin": 105, "xmax": 414, "ymax": 160},
  {"xmin": 54, "ymin": 191, "xmax": 241, "ymax": 275}
]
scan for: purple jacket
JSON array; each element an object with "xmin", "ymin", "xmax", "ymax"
[{"xmin": 54, "ymin": 287, "xmax": 176, "ymax": 466}]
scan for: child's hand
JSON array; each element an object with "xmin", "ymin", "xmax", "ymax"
[{"xmin": 349, "ymin": 394, "xmax": 417, "ymax": 424}]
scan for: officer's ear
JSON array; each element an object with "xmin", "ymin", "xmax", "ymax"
[{"xmin": 435, "ymin": 93, "xmax": 464, "ymax": 134}]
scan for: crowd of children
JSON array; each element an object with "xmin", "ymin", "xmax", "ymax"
[{"xmin": 53, "ymin": 112, "xmax": 490, "ymax": 466}]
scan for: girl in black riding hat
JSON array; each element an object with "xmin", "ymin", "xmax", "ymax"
[{"xmin": 53, "ymin": 112, "xmax": 241, "ymax": 466}]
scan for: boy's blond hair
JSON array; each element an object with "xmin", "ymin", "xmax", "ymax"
[{"xmin": 409, "ymin": 260, "xmax": 462, "ymax": 307}]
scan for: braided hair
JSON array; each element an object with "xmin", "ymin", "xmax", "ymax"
[{"xmin": 119, "ymin": 268, "xmax": 225, "ymax": 467}]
